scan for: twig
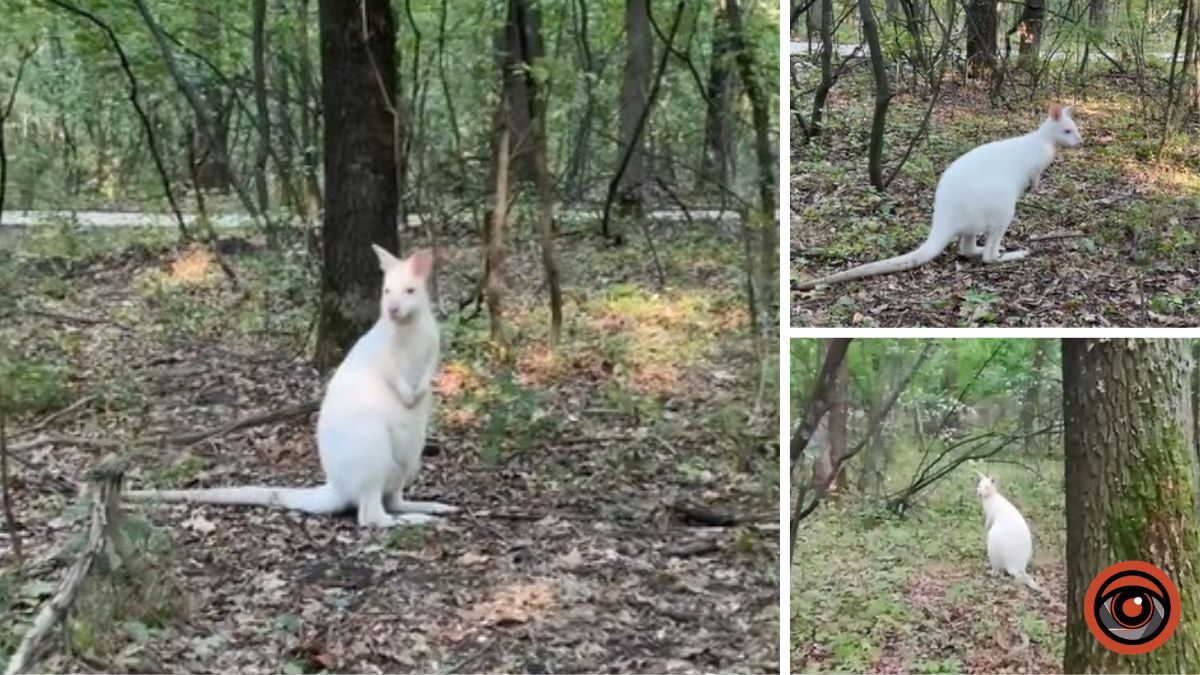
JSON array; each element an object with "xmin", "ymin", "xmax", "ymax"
[
  {"xmin": 166, "ymin": 399, "xmax": 319, "ymax": 448},
  {"xmin": 4, "ymin": 456, "xmax": 124, "ymax": 675},
  {"xmin": 13, "ymin": 395, "xmax": 96, "ymax": 438}
]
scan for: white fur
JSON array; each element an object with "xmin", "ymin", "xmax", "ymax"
[
  {"xmin": 797, "ymin": 104, "xmax": 1083, "ymax": 289},
  {"xmin": 976, "ymin": 473, "xmax": 1042, "ymax": 592},
  {"xmin": 126, "ymin": 245, "xmax": 456, "ymax": 528}
]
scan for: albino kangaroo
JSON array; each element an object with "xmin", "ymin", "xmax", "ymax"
[
  {"xmin": 797, "ymin": 103, "xmax": 1083, "ymax": 289},
  {"xmin": 976, "ymin": 473, "xmax": 1043, "ymax": 593},
  {"xmin": 126, "ymin": 245, "xmax": 456, "ymax": 527}
]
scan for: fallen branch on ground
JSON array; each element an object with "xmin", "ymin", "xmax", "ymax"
[
  {"xmin": 4, "ymin": 455, "xmax": 125, "ymax": 675},
  {"xmin": 8, "ymin": 399, "xmax": 321, "ymax": 455},
  {"xmin": 12, "ymin": 395, "xmax": 97, "ymax": 438}
]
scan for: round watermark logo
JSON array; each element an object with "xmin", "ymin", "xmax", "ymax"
[{"xmin": 1084, "ymin": 560, "xmax": 1180, "ymax": 654}]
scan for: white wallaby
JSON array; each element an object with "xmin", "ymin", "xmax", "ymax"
[
  {"xmin": 126, "ymin": 245, "xmax": 456, "ymax": 527},
  {"xmin": 796, "ymin": 103, "xmax": 1083, "ymax": 290},
  {"xmin": 976, "ymin": 472, "xmax": 1043, "ymax": 593}
]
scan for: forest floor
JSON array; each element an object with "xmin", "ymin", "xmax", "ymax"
[
  {"xmin": 792, "ymin": 459, "xmax": 1067, "ymax": 673},
  {"xmin": 791, "ymin": 69, "xmax": 1200, "ymax": 327},
  {"xmin": 0, "ymin": 221, "xmax": 779, "ymax": 673}
]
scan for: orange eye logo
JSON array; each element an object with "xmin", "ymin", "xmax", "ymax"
[{"xmin": 1084, "ymin": 561, "xmax": 1180, "ymax": 654}]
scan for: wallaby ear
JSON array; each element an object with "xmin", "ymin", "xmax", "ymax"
[
  {"xmin": 1063, "ymin": 105, "xmax": 1074, "ymax": 118},
  {"xmin": 372, "ymin": 243, "xmax": 402, "ymax": 271},
  {"xmin": 1048, "ymin": 103, "xmax": 1063, "ymax": 121},
  {"xmin": 407, "ymin": 248, "xmax": 434, "ymax": 280}
]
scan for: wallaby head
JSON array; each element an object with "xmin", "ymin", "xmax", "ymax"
[
  {"xmin": 371, "ymin": 244, "xmax": 434, "ymax": 323},
  {"xmin": 976, "ymin": 472, "xmax": 997, "ymax": 499},
  {"xmin": 1041, "ymin": 103, "xmax": 1083, "ymax": 148}
]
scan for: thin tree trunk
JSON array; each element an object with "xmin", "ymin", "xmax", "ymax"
[
  {"xmin": 700, "ymin": 0, "xmax": 735, "ymax": 190},
  {"xmin": 297, "ymin": 0, "xmax": 322, "ymax": 220},
  {"xmin": 1020, "ymin": 339, "xmax": 1047, "ymax": 454},
  {"xmin": 830, "ymin": 353, "xmax": 849, "ymax": 492},
  {"xmin": 859, "ymin": 0, "xmax": 891, "ymax": 189},
  {"xmin": 512, "ymin": 0, "xmax": 563, "ymax": 346},
  {"xmin": 252, "ymin": 0, "xmax": 272, "ymax": 220},
  {"xmin": 727, "ymin": 0, "xmax": 778, "ymax": 328},
  {"xmin": 485, "ymin": 96, "xmax": 512, "ymax": 345}
]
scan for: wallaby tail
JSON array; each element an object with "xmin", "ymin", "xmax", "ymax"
[
  {"xmin": 124, "ymin": 484, "xmax": 347, "ymax": 515},
  {"xmin": 796, "ymin": 233, "xmax": 951, "ymax": 290}
]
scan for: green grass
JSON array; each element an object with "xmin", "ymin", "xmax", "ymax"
[{"xmin": 794, "ymin": 458, "xmax": 1067, "ymax": 673}]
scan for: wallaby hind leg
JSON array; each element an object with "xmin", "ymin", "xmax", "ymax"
[
  {"xmin": 359, "ymin": 488, "xmax": 438, "ymax": 527},
  {"xmin": 385, "ymin": 488, "xmax": 458, "ymax": 515},
  {"xmin": 958, "ymin": 235, "xmax": 983, "ymax": 258},
  {"xmin": 982, "ymin": 233, "xmax": 1029, "ymax": 263}
]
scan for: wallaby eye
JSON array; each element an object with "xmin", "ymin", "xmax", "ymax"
[
  {"xmin": 405, "ymin": 287, "xmax": 415, "ymax": 294},
  {"xmin": 384, "ymin": 287, "xmax": 392, "ymax": 294}
]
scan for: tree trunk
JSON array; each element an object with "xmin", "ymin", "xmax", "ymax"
[
  {"xmin": 313, "ymin": 0, "xmax": 399, "ymax": 371},
  {"xmin": 297, "ymin": 0, "xmax": 322, "ymax": 220},
  {"xmin": 484, "ymin": 84, "xmax": 513, "ymax": 344},
  {"xmin": 1063, "ymin": 338, "xmax": 1200, "ymax": 672},
  {"xmin": 497, "ymin": 8, "xmax": 537, "ymax": 184},
  {"xmin": 190, "ymin": 3, "xmax": 233, "ymax": 193},
  {"xmin": 616, "ymin": 0, "xmax": 652, "ymax": 223},
  {"xmin": 1015, "ymin": 0, "xmax": 1044, "ymax": 70},
  {"xmin": 830, "ymin": 351, "xmax": 849, "ymax": 492},
  {"xmin": 700, "ymin": 0, "xmax": 735, "ymax": 191},
  {"xmin": 1019, "ymin": 339, "xmax": 1047, "ymax": 454},
  {"xmin": 252, "ymin": 0, "xmax": 272, "ymax": 217},
  {"xmin": 1090, "ymin": 0, "xmax": 1108, "ymax": 32},
  {"xmin": 965, "ymin": 0, "xmax": 998, "ymax": 76},
  {"xmin": 1193, "ymin": 341, "xmax": 1200, "ymax": 461},
  {"xmin": 942, "ymin": 347, "xmax": 960, "ymax": 433},
  {"xmin": 859, "ymin": 0, "xmax": 891, "ymax": 189},
  {"xmin": 512, "ymin": 0, "xmax": 563, "ymax": 346},
  {"xmin": 726, "ymin": 0, "xmax": 778, "ymax": 326}
]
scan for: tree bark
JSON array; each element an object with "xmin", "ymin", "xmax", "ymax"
[
  {"xmin": 511, "ymin": 0, "xmax": 563, "ymax": 346},
  {"xmin": 297, "ymin": 0, "xmax": 322, "ymax": 219},
  {"xmin": 1063, "ymin": 338, "xmax": 1200, "ymax": 672},
  {"xmin": 252, "ymin": 0, "xmax": 272, "ymax": 217},
  {"xmin": 726, "ymin": 0, "xmax": 778, "ymax": 324},
  {"xmin": 700, "ymin": 0, "xmax": 735, "ymax": 190},
  {"xmin": 616, "ymin": 0, "xmax": 652, "ymax": 224},
  {"xmin": 313, "ymin": 0, "xmax": 399, "ymax": 371},
  {"xmin": 965, "ymin": 0, "xmax": 998, "ymax": 76},
  {"xmin": 1019, "ymin": 339, "xmax": 1048, "ymax": 454},
  {"xmin": 859, "ymin": 0, "xmax": 891, "ymax": 189},
  {"xmin": 1015, "ymin": 0, "xmax": 1045, "ymax": 70},
  {"xmin": 830, "ymin": 349, "xmax": 849, "ymax": 491}
]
